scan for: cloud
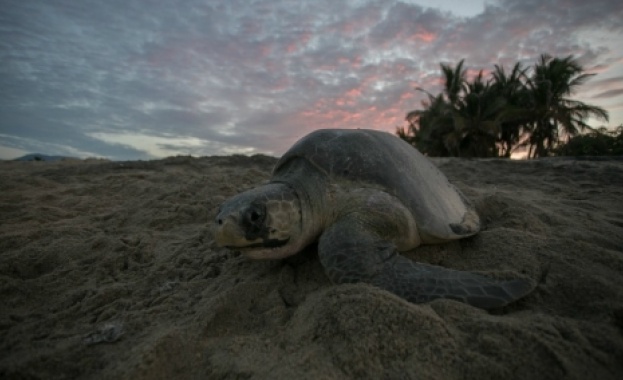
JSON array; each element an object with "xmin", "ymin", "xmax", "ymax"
[
  {"xmin": 0, "ymin": 133, "xmax": 102, "ymax": 159},
  {"xmin": 594, "ymin": 89, "xmax": 623, "ymax": 99},
  {"xmin": 1, "ymin": 0, "xmax": 622, "ymax": 159},
  {"xmin": 88, "ymin": 131, "xmax": 258, "ymax": 158},
  {"xmin": 0, "ymin": 144, "xmax": 29, "ymax": 160},
  {"xmin": 589, "ymin": 76, "xmax": 623, "ymax": 88}
]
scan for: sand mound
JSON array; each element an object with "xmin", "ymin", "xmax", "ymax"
[{"xmin": 1, "ymin": 155, "xmax": 622, "ymax": 379}]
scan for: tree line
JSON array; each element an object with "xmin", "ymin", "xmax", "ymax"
[{"xmin": 396, "ymin": 54, "xmax": 619, "ymax": 158}]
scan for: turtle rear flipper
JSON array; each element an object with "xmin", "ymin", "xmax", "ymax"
[
  {"xmin": 318, "ymin": 217, "xmax": 534, "ymax": 310},
  {"xmin": 372, "ymin": 259, "xmax": 534, "ymax": 309}
]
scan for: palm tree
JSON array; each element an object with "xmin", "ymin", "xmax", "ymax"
[
  {"xmin": 440, "ymin": 59, "xmax": 467, "ymax": 107},
  {"xmin": 490, "ymin": 62, "xmax": 532, "ymax": 157},
  {"xmin": 524, "ymin": 55, "xmax": 609, "ymax": 158},
  {"xmin": 399, "ymin": 55, "xmax": 609, "ymax": 158},
  {"xmin": 447, "ymin": 71, "xmax": 505, "ymax": 157},
  {"xmin": 401, "ymin": 62, "xmax": 504, "ymax": 157},
  {"xmin": 398, "ymin": 92, "xmax": 454, "ymax": 156}
]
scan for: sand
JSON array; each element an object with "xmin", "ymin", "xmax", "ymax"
[{"xmin": 1, "ymin": 154, "xmax": 622, "ymax": 379}]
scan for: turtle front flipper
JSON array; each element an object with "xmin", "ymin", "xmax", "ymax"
[{"xmin": 318, "ymin": 217, "xmax": 534, "ymax": 310}]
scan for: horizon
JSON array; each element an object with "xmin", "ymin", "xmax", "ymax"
[{"xmin": 1, "ymin": 0, "xmax": 622, "ymax": 161}]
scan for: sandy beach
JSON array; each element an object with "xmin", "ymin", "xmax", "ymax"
[{"xmin": 1, "ymin": 155, "xmax": 622, "ymax": 379}]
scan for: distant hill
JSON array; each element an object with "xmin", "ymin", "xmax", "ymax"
[{"xmin": 13, "ymin": 153, "xmax": 78, "ymax": 162}]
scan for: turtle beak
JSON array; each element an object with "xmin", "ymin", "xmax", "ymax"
[
  {"xmin": 214, "ymin": 212, "xmax": 243, "ymax": 247},
  {"xmin": 215, "ymin": 207, "xmax": 269, "ymax": 248}
]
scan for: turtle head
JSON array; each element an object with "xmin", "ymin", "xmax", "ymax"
[{"xmin": 214, "ymin": 183, "xmax": 304, "ymax": 259}]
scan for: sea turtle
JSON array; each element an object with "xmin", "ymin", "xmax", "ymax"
[{"xmin": 214, "ymin": 129, "xmax": 534, "ymax": 309}]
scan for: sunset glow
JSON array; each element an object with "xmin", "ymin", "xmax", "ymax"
[{"xmin": 1, "ymin": 0, "xmax": 622, "ymax": 159}]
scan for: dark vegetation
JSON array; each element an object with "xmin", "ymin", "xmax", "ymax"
[
  {"xmin": 554, "ymin": 126, "xmax": 623, "ymax": 156},
  {"xmin": 396, "ymin": 54, "xmax": 620, "ymax": 158},
  {"xmin": 12, "ymin": 153, "xmax": 74, "ymax": 162}
]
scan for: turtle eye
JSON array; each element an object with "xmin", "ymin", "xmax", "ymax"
[
  {"xmin": 243, "ymin": 204, "xmax": 265, "ymax": 227},
  {"xmin": 250, "ymin": 210, "xmax": 260, "ymax": 222}
]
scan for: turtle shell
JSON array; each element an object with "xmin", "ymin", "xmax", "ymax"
[{"xmin": 273, "ymin": 129, "xmax": 480, "ymax": 241}]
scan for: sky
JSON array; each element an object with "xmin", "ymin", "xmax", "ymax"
[{"xmin": 1, "ymin": 0, "xmax": 622, "ymax": 160}]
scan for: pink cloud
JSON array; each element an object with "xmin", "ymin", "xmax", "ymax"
[
  {"xmin": 465, "ymin": 68, "xmax": 492, "ymax": 80},
  {"xmin": 285, "ymin": 31, "xmax": 313, "ymax": 54},
  {"xmin": 346, "ymin": 88, "xmax": 362, "ymax": 98},
  {"xmin": 412, "ymin": 31, "xmax": 437, "ymax": 43}
]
